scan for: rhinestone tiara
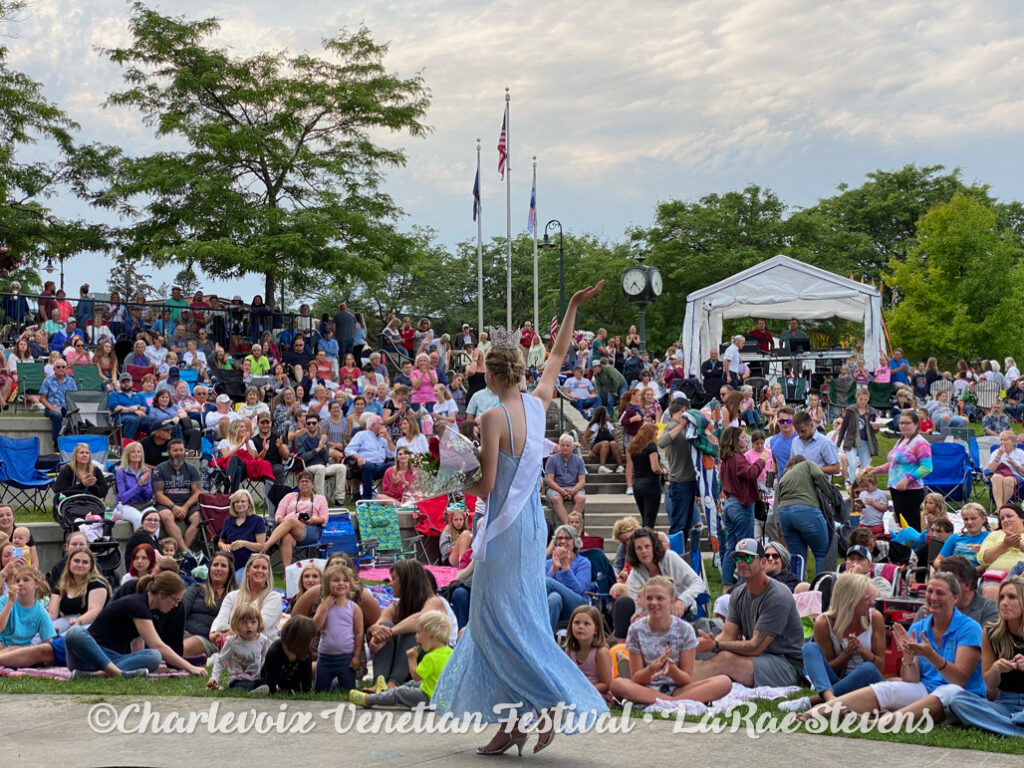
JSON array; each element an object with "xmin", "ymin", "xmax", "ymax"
[{"xmin": 487, "ymin": 326, "xmax": 522, "ymax": 350}]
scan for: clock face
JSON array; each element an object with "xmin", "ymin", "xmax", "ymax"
[
  {"xmin": 650, "ymin": 269, "xmax": 663, "ymax": 296},
  {"xmin": 622, "ymin": 267, "xmax": 646, "ymax": 297}
]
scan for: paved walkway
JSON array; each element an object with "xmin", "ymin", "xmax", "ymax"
[{"xmin": 2, "ymin": 695, "xmax": 1018, "ymax": 767}]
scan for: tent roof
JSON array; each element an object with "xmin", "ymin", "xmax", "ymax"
[{"xmin": 685, "ymin": 254, "xmax": 880, "ymax": 322}]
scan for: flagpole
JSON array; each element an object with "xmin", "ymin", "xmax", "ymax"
[
  {"xmin": 504, "ymin": 87, "xmax": 512, "ymax": 328},
  {"xmin": 532, "ymin": 156, "xmax": 539, "ymax": 333},
  {"xmin": 476, "ymin": 139, "xmax": 484, "ymax": 336}
]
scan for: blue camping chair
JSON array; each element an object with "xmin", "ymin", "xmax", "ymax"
[
  {"xmin": 579, "ymin": 547, "xmax": 615, "ymax": 613},
  {"xmin": 982, "ymin": 442, "xmax": 1024, "ymax": 511},
  {"xmin": 668, "ymin": 531, "xmax": 711, "ymax": 618},
  {"xmin": 0, "ymin": 436, "xmax": 54, "ymax": 510},
  {"xmin": 58, "ymin": 434, "xmax": 111, "ymax": 469},
  {"xmin": 923, "ymin": 442, "xmax": 974, "ymax": 504},
  {"xmin": 178, "ymin": 369, "xmax": 199, "ymax": 392}
]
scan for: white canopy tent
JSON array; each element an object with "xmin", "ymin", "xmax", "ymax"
[{"xmin": 681, "ymin": 255, "xmax": 884, "ymax": 377}]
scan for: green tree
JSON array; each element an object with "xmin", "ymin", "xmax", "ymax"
[
  {"xmin": 102, "ymin": 3, "xmax": 430, "ymax": 304},
  {"xmin": 789, "ymin": 164, "xmax": 979, "ymax": 284},
  {"xmin": 0, "ymin": 1, "xmax": 112, "ymax": 287},
  {"xmin": 886, "ymin": 193, "xmax": 1024, "ymax": 365},
  {"xmin": 636, "ymin": 185, "xmax": 791, "ymax": 350}
]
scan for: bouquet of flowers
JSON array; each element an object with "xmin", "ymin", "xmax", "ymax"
[{"xmin": 403, "ymin": 425, "xmax": 482, "ymax": 504}]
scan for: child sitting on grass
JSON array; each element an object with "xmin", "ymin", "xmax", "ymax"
[
  {"xmin": 207, "ymin": 603, "xmax": 271, "ymax": 691},
  {"xmin": 349, "ymin": 610, "xmax": 452, "ymax": 708},
  {"xmin": 565, "ymin": 605, "xmax": 613, "ymax": 702},
  {"xmin": 0, "ymin": 567, "xmax": 55, "ymax": 648},
  {"xmin": 255, "ymin": 615, "xmax": 315, "ymax": 694}
]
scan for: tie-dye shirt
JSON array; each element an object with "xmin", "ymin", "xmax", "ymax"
[{"xmin": 879, "ymin": 435, "xmax": 933, "ymax": 490}]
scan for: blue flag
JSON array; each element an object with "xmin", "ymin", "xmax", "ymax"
[{"xmin": 472, "ymin": 163, "xmax": 481, "ymax": 221}]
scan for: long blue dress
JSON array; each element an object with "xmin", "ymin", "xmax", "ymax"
[{"xmin": 432, "ymin": 394, "xmax": 608, "ymax": 730}]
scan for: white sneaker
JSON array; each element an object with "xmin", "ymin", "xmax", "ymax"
[
  {"xmin": 625, "ymin": 487, "xmax": 634, "ymax": 495},
  {"xmin": 615, "ymin": 465, "xmax": 625, "ymax": 473},
  {"xmin": 598, "ymin": 465, "xmax": 612, "ymax": 474},
  {"xmin": 778, "ymin": 696, "xmax": 810, "ymax": 713}
]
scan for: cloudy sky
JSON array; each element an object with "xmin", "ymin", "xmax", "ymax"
[{"xmin": 7, "ymin": 0, "xmax": 1024, "ymax": 299}]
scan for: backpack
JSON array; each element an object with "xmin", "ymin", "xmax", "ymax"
[
  {"xmin": 813, "ymin": 474, "xmax": 846, "ymax": 545},
  {"xmin": 810, "ymin": 571, "xmax": 838, "ymax": 612}
]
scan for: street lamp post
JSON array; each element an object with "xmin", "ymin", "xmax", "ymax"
[
  {"xmin": 540, "ymin": 219, "xmax": 565, "ymax": 431},
  {"xmin": 43, "ymin": 254, "xmax": 65, "ymax": 291}
]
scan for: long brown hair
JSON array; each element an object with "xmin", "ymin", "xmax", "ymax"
[
  {"xmin": 391, "ymin": 560, "xmax": 434, "ymax": 624},
  {"xmin": 718, "ymin": 426, "xmax": 746, "ymax": 461},
  {"xmin": 628, "ymin": 423, "xmax": 657, "ymax": 457}
]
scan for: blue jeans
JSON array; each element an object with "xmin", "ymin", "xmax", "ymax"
[
  {"xmin": 315, "ymin": 652, "xmax": 356, "ymax": 692},
  {"xmin": 64, "ymin": 625, "xmax": 162, "ymax": 673},
  {"xmin": 357, "ymin": 460, "xmax": 393, "ymax": 500},
  {"xmin": 451, "ymin": 585, "xmax": 470, "ymax": 628},
  {"xmin": 665, "ymin": 480, "xmax": 698, "ymax": 538},
  {"xmin": 948, "ymin": 690, "xmax": 1024, "ymax": 737},
  {"xmin": 802, "ymin": 642, "xmax": 883, "ymax": 696},
  {"xmin": 545, "ymin": 577, "xmax": 589, "ymax": 631},
  {"xmin": 1006, "ymin": 402, "xmax": 1024, "ymax": 420},
  {"xmin": 570, "ymin": 396, "xmax": 601, "ymax": 415},
  {"xmin": 778, "ymin": 504, "xmax": 830, "ymax": 573},
  {"xmin": 721, "ymin": 497, "xmax": 754, "ymax": 585},
  {"xmin": 602, "ymin": 384, "xmax": 628, "ymax": 411},
  {"xmin": 741, "ymin": 409, "xmax": 762, "ymax": 428},
  {"xmin": 45, "ymin": 407, "xmax": 66, "ymax": 446}
]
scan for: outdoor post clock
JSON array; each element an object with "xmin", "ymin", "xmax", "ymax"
[{"xmin": 621, "ymin": 253, "xmax": 661, "ymax": 353}]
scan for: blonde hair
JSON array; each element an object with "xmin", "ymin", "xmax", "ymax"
[
  {"xmin": 922, "ymin": 492, "xmax": 948, "ymax": 521},
  {"xmin": 824, "ymin": 573, "xmax": 872, "ymax": 635},
  {"xmin": 989, "ymin": 577, "xmax": 1024, "ymax": 659},
  {"xmin": 321, "ymin": 563, "xmax": 357, "ymax": 600},
  {"xmin": 119, "ymin": 441, "xmax": 144, "ymax": 470},
  {"xmin": 295, "ymin": 563, "xmax": 323, "ymax": 600},
  {"xmin": 237, "ymin": 553, "xmax": 274, "ymax": 608},
  {"xmin": 229, "ymin": 488, "xmax": 256, "ymax": 518},
  {"xmin": 56, "ymin": 546, "xmax": 103, "ymax": 597},
  {"xmin": 645, "ymin": 575, "xmax": 675, "ymax": 595},
  {"xmin": 416, "ymin": 609, "xmax": 452, "ymax": 646},
  {"xmin": 229, "ymin": 602, "xmax": 265, "ymax": 635},
  {"xmin": 484, "ymin": 345, "xmax": 525, "ymax": 389},
  {"xmin": 855, "ymin": 467, "xmax": 877, "ymax": 490},
  {"xmin": 612, "ymin": 517, "xmax": 640, "ymax": 540}
]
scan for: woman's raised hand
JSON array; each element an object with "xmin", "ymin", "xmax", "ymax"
[{"xmin": 569, "ymin": 281, "xmax": 605, "ymax": 307}]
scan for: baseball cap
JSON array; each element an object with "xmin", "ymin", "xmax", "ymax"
[
  {"xmin": 846, "ymin": 545, "xmax": 872, "ymax": 562},
  {"xmin": 462, "ymin": 323, "xmax": 469, "ymax": 329},
  {"xmin": 591, "ymin": 360, "xmax": 602, "ymax": 369},
  {"xmin": 671, "ymin": 391, "xmax": 689, "ymax": 403},
  {"xmin": 152, "ymin": 422, "xmax": 172, "ymax": 433},
  {"xmin": 731, "ymin": 538, "xmax": 765, "ymax": 560},
  {"xmin": 119, "ymin": 373, "xmax": 133, "ymax": 382}
]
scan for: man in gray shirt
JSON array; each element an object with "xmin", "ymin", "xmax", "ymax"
[
  {"xmin": 544, "ymin": 434, "xmax": 587, "ymax": 525},
  {"xmin": 693, "ymin": 538, "xmax": 805, "ymax": 687},
  {"xmin": 658, "ymin": 397, "xmax": 699, "ymax": 539}
]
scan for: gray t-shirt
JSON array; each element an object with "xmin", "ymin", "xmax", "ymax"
[
  {"xmin": 544, "ymin": 452, "xmax": 587, "ymax": 488},
  {"xmin": 625, "ymin": 616, "xmax": 697, "ymax": 687},
  {"xmin": 152, "ymin": 460, "xmax": 201, "ymax": 507},
  {"xmin": 727, "ymin": 578, "xmax": 804, "ymax": 660},
  {"xmin": 657, "ymin": 420, "xmax": 696, "ymax": 482}
]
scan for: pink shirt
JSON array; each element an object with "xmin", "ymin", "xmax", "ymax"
[
  {"xmin": 274, "ymin": 492, "xmax": 328, "ymax": 523},
  {"xmin": 410, "ymin": 368, "xmax": 438, "ymax": 404}
]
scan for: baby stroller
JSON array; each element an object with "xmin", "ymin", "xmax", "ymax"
[{"xmin": 53, "ymin": 494, "xmax": 122, "ymax": 584}]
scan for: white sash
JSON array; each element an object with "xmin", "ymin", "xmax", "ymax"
[{"xmin": 473, "ymin": 392, "xmax": 544, "ymax": 562}]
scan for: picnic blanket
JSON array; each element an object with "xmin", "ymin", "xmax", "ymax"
[
  {"xmin": 643, "ymin": 682, "xmax": 801, "ymax": 717},
  {"xmin": 366, "ymin": 584, "xmax": 396, "ymax": 609},
  {"xmin": 0, "ymin": 665, "xmax": 189, "ymax": 680},
  {"xmin": 358, "ymin": 564, "xmax": 459, "ymax": 587}
]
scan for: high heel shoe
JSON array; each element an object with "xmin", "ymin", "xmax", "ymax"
[
  {"xmin": 476, "ymin": 734, "xmax": 528, "ymax": 756},
  {"xmin": 533, "ymin": 730, "xmax": 555, "ymax": 754}
]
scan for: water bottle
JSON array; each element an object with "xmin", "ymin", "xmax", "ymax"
[{"xmin": 104, "ymin": 506, "xmax": 114, "ymax": 522}]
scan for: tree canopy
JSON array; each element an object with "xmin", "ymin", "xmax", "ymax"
[{"xmin": 101, "ymin": 2, "xmax": 431, "ymax": 303}]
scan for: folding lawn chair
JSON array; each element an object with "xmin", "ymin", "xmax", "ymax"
[
  {"xmin": 215, "ymin": 368, "xmax": 246, "ymax": 402},
  {"xmin": 125, "ymin": 364, "xmax": 153, "ymax": 392},
  {"xmin": 179, "ymin": 368, "xmax": 199, "ymax": 392},
  {"xmin": 867, "ymin": 382, "xmax": 894, "ymax": 414},
  {"xmin": 354, "ymin": 499, "xmax": 415, "ymax": 566},
  {"xmin": 929, "ymin": 379, "xmax": 954, "ymax": 401},
  {"xmin": 667, "ymin": 531, "xmax": 711, "ymax": 618},
  {"xmin": 58, "ymin": 434, "xmax": 110, "ymax": 468},
  {"xmin": 0, "ymin": 435, "xmax": 53, "ymax": 509},
  {"xmin": 195, "ymin": 493, "xmax": 234, "ymax": 558},
  {"xmin": 580, "ymin": 547, "xmax": 615, "ymax": 614},
  {"xmin": 783, "ymin": 376, "xmax": 807, "ymax": 406},
  {"xmin": 13, "ymin": 361, "xmax": 45, "ymax": 414},
  {"xmin": 923, "ymin": 441, "xmax": 974, "ymax": 504},
  {"xmin": 976, "ymin": 380, "xmax": 1001, "ymax": 413},
  {"xmin": 410, "ymin": 495, "xmax": 449, "ymax": 564},
  {"xmin": 581, "ymin": 534, "xmax": 605, "ymax": 551},
  {"xmin": 64, "ymin": 390, "xmax": 114, "ymax": 437},
  {"xmin": 72, "ymin": 366, "xmax": 105, "ymax": 392}
]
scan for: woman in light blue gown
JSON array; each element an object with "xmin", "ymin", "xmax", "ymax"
[{"xmin": 432, "ymin": 281, "xmax": 608, "ymax": 755}]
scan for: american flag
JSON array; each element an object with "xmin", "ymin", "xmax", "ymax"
[{"xmin": 497, "ymin": 108, "xmax": 507, "ymax": 180}]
